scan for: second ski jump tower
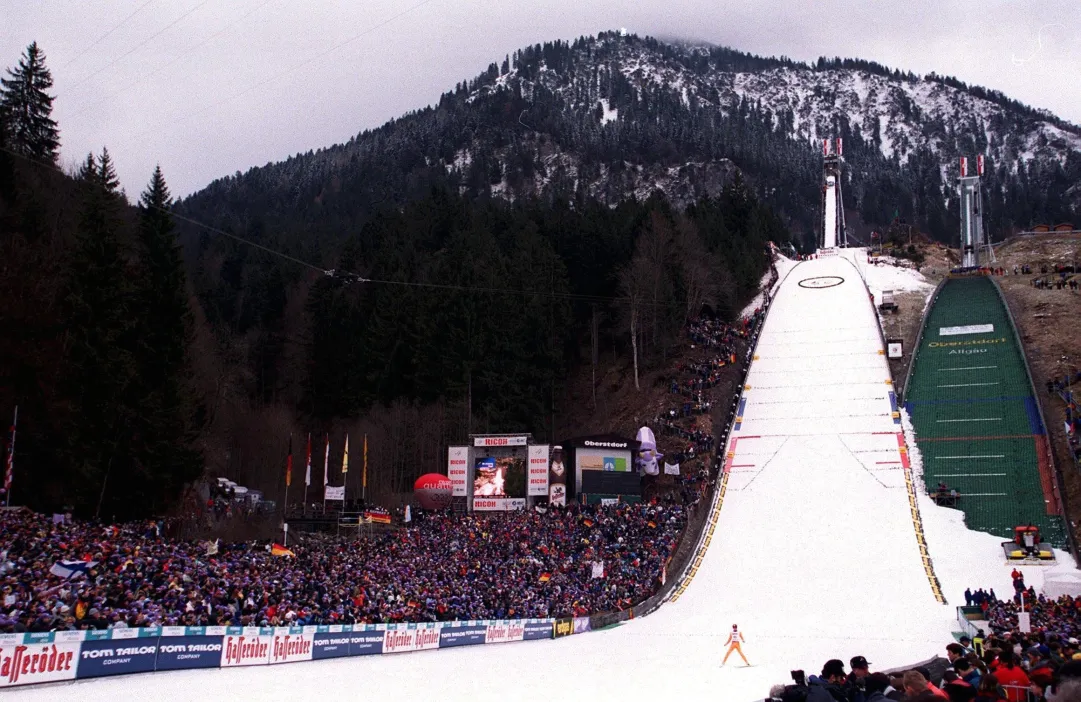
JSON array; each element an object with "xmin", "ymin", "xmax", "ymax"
[{"xmin": 821, "ymin": 138, "xmax": 846, "ymax": 249}]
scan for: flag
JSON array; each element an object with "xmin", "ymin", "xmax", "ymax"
[
  {"xmin": 323, "ymin": 434, "xmax": 330, "ymax": 486},
  {"xmin": 365, "ymin": 510, "xmax": 391, "ymax": 524},
  {"xmin": 342, "ymin": 434, "xmax": 349, "ymax": 474},
  {"xmin": 582, "ymin": 518, "xmax": 594, "ymax": 527},
  {"xmin": 3, "ymin": 406, "xmax": 16, "ymax": 499},
  {"xmin": 538, "ymin": 572, "xmax": 551, "ymax": 583},
  {"xmin": 271, "ymin": 544, "xmax": 295, "ymax": 558},
  {"xmin": 206, "ymin": 539, "xmax": 220, "ymax": 556},
  {"xmin": 648, "ymin": 521, "xmax": 657, "ymax": 529},
  {"xmin": 591, "ymin": 561, "xmax": 604, "ymax": 579},
  {"xmin": 304, "ymin": 433, "xmax": 312, "ymax": 487},
  {"xmin": 362, "ymin": 434, "xmax": 368, "ymax": 490},
  {"xmin": 664, "ymin": 461, "xmax": 681, "ymax": 476},
  {"xmin": 49, "ymin": 560, "xmax": 96, "ymax": 580},
  {"xmin": 285, "ymin": 435, "xmax": 293, "ymax": 487}
]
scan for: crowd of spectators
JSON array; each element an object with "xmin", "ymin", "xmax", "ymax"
[
  {"xmin": 0, "ymin": 501, "xmax": 686, "ymax": 632},
  {"xmin": 763, "ymin": 637, "xmax": 1081, "ymax": 702},
  {"xmin": 1045, "ymin": 372, "xmax": 1081, "ymax": 465}
]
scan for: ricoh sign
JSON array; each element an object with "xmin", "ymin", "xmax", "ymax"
[{"xmin": 473, "ymin": 436, "xmax": 528, "ymax": 447}]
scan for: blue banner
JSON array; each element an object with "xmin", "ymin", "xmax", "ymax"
[
  {"xmin": 438, "ymin": 626, "xmax": 487, "ymax": 648},
  {"xmin": 523, "ymin": 622, "xmax": 552, "ymax": 641},
  {"xmin": 348, "ymin": 632, "xmax": 385, "ymax": 656},
  {"xmin": 312, "ymin": 632, "xmax": 353, "ymax": 660},
  {"xmin": 77, "ymin": 639, "xmax": 158, "ymax": 679},
  {"xmin": 154, "ymin": 636, "xmax": 224, "ymax": 671}
]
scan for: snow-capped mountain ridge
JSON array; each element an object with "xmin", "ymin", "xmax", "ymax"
[{"xmin": 182, "ymin": 32, "xmax": 1080, "ymax": 243}]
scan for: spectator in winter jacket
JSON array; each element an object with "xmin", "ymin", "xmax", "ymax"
[
  {"xmin": 974, "ymin": 673, "xmax": 1006, "ymax": 701},
  {"xmin": 885, "ymin": 672, "xmax": 907, "ymax": 701},
  {"xmin": 942, "ymin": 680, "xmax": 977, "ymax": 702},
  {"xmin": 915, "ymin": 666, "xmax": 949, "ymax": 700},
  {"xmin": 954, "ymin": 658, "xmax": 981, "ymax": 688},
  {"xmin": 807, "ymin": 660, "xmax": 850, "ymax": 702},
  {"xmin": 903, "ymin": 670, "xmax": 940, "ymax": 701},
  {"xmin": 992, "ymin": 651, "xmax": 1030, "ymax": 702},
  {"xmin": 1025, "ymin": 645, "xmax": 1055, "ymax": 687},
  {"xmin": 847, "ymin": 656, "xmax": 872, "ymax": 702},
  {"xmin": 948, "ymin": 644, "xmax": 967, "ymax": 664},
  {"xmin": 865, "ymin": 673, "xmax": 891, "ymax": 702}
]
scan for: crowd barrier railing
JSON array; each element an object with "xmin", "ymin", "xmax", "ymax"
[{"xmin": 0, "ymin": 619, "xmax": 554, "ymax": 688}]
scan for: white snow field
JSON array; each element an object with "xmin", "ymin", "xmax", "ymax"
[{"xmin": 12, "ymin": 251, "xmax": 1076, "ymax": 702}]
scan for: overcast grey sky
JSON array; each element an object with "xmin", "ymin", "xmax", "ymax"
[{"xmin": 3, "ymin": 1, "xmax": 1079, "ymax": 197}]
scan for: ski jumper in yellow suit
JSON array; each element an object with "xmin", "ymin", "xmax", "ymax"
[{"xmin": 722, "ymin": 626, "xmax": 749, "ymax": 665}]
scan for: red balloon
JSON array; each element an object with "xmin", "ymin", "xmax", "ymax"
[{"xmin": 414, "ymin": 473, "xmax": 453, "ymax": 509}]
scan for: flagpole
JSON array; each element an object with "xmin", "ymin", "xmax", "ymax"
[
  {"xmin": 303, "ymin": 433, "xmax": 311, "ymax": 516},
  {"xmin": 362, "ymin": 433, "xmax": 368, "ymax": 504},
  {"xmin": 283, "ymin": 434, "xmax": 292, "ymax": 534},
  {"xmin": 5, "ymin": 405, "xmax": 17, "ymax": 508}
]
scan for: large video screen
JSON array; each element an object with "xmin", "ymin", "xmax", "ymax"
[{"xmin": 473, "ymin": 455, "xmax": 526, "ymax": 497}]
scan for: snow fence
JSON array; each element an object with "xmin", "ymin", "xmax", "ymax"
[{"xmin": 0, "ymin": 619, "xmax": 558, "ymax": 688}]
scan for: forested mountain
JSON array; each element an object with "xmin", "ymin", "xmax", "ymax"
[{"xmin": 181, "ymin": 31, "xmax": 1080, "ymax": 254}]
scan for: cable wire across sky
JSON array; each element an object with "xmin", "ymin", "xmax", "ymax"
[{"xmin": 1, "ymin": 144, "xmax": 659, "ymax": 309}]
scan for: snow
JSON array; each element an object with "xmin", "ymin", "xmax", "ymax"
[
  {"xmin": 741, "ymin": 252, "xmax": 797, "ymax": 318},
  {"xmin": 14, "ymin": 254, "xmax": 1077, "ymax": 702},
  {"xmin": 598, "ymin": 98, "xmax": 618, "ymax": 125},
  {"xmin": 853, "ymin": 251, "xmax": 934, "ymax": 306}
]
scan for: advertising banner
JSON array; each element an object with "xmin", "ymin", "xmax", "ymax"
[
  {"xmin": 382, "ymin": 627, "xmax": 440, "ymax": 654},
  {"xmin": 528, "ymin": 444, "xmax": 549, "ymax": 496},
  {"xmin": 323, "ymin": 485, "xmax": 345, "ymax": 501},
  {"xmin": 311, "ymin": 633, "xmax": 352, "ymax": 660},
  {"xmin": 484, "ymin": 622, "xmax": 525, "ymax": 644},
  {"xmin": 155, "ymin": 636, "xmax": 224, "ymax": 670},
  {"xmin": 77, "ymin": 638, "xmax": 158, "ymax": 679},
  {"xmin": 549, "ymin": 445, "xmax": 567, "ymax": 507},
  {"xmin": 269, "ymin": 632, "xmax": 313, "ymax": 664},
  {"xmin": 524, "ymin": 621, "xmax": 552, "ymax": 641},
  {"xmin": 221, "ymin": 634, "xmax": 272, "ymax": 667},
  {"xmin": 473, "ymin": 436, "xmax": 528, "ymax": 447},
  {"xmin": 0, "ymin": 640, "xmax": 80, "ymax": 688},
  {"xmin": 552, "ymin": 619, "xmax": 574, "ymax": 638},
  {"xmin": 448, "ymin": 446, "xmax": 469, "ymax": 496},
  {"xmin": 579, "ymin": 454, "xmax": 628, "ymax": 472},
  {"xmin": 349, "ymin": 632, "xmax": 386, "ymax": 656},
  {"xmin": 438, "ymin": 626, "xmax": 488, "ymax": 648},
  {"xmin": 473, "ymin": 497, "xmax": 526, "ymax": 512},
  {"xmin": 573, "ymin": 617, "xmax": 592, "ymax": 635}
]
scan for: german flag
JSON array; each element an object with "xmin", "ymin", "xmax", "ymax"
[
  {"xmin": 538, "ymin": 572, "xmax": 551, "ymax": 583},
  {"xmin": 582, "ymin": 518, "xmax": 594, "ymax": 527},
  {"xmin": 271, "ymin": 544, "xmax": 295, "ymax": 557},
  {"xmin": 647, "ymin": 521, "xmax": 657, "ymax": 529}
]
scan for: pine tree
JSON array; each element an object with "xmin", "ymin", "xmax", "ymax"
[
  {"xmin": 137, "ymin": 166, "xmax": 190, "ymax": 377},
  {"xmin": 131, "ymin": 165, "xmax": 202, "ymax": 512},
  {"xmin": 64, "ymin": 148, "xmax": 136, "ymax": 517},
  {"xmin": 0, "ymin": 42, "xmax": 60, "ymax": 163}
]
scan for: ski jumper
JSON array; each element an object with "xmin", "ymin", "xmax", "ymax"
[{"xmin": 722, "ymin": 629, "xmax": 749, "ymax": 665}]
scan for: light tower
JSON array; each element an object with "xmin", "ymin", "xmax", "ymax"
[
  {"xmin": 958, "ymin": 154, "xmax": 994, "ymax": 268},
  {"xmin": 821, "ymin": 138, "xmax": 846, "ymax": 249}
]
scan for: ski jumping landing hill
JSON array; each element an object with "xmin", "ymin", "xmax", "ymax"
[{"xmin": 621, "ymin": 252, "xmax": 954, "ymax": 687}]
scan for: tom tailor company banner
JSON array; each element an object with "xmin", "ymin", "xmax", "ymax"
[{"xmin": 0, "ymin": 620, "xmax": 557, "ymax": 688}]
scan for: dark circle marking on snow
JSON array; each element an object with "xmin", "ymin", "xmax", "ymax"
[{"xmin": 798, "ymin": 276, "xmax": 844, "ymax": 289}]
